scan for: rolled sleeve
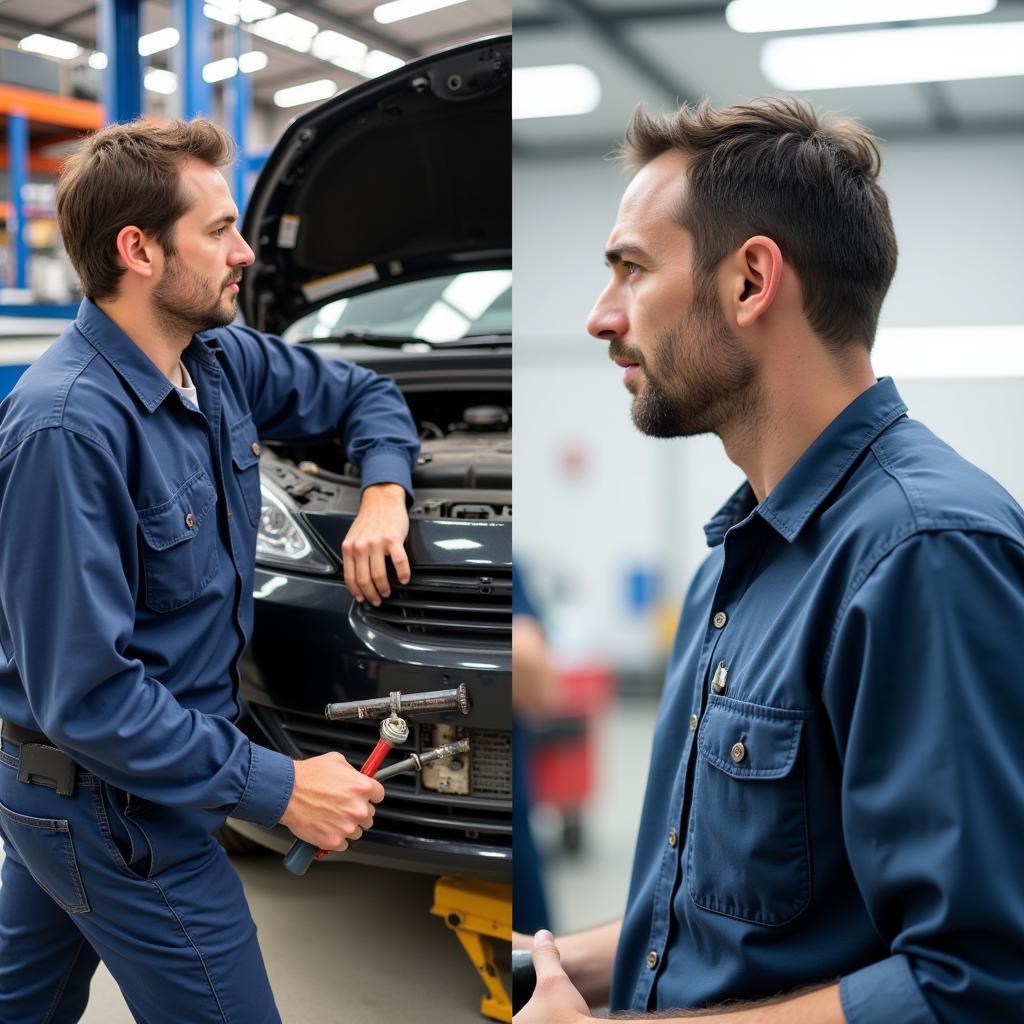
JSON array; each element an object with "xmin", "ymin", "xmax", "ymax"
[
  {"xmin": 232, "ymin": 742, "xmax": 295, "ymax": 829},
  {"xmin": 825, "ymin": 529, "xmax": 1024, "ymax": 1023},
  {"xmin": 840, "ymin": 956, "xmax": 935, "ymax": 1024}
]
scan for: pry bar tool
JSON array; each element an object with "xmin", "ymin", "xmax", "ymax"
[{"xmin": 284, "ymin": 685, "xmax": 471, "ymax": 876}]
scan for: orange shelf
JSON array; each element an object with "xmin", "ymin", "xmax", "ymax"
[{"xmin": 0, "ymin": 85, "xmax": 103, "ymax": 132}]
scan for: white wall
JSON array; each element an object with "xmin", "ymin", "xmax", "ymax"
[{"xmin": 514, "ymin": 133, "xmax": 1024, "ymax": 671}]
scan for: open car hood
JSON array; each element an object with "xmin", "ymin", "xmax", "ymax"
[{"xmin": 240, "ymin": 36, "xmax": 511, "ymax": 337}]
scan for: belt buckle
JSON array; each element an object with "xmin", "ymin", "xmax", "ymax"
[{"xmin": 16, "ymin": 743, "xmax": 77, "ymax": 797}]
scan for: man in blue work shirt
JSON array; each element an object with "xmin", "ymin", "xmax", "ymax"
[
  {"xmin": 0, "ymin": 118, "xmax": 420, "ymax": 1021},
  {"xmin": 514, "ymin": 99, "xmax": 1024, "ymax": 1023}
]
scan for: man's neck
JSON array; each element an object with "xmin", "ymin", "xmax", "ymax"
[
  {"xmin": 95, "ymin": 295, "xmax": 191, "ymax": 383},
  {"xmin": 720, "ymin": 349, "xmax": 877, "ymax": 504}
]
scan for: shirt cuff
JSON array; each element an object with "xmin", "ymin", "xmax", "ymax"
[
  {"xmin": 358, "ymin": 447, "xmax": 414, "ymax": 501},
  {"xmin": 231, "ymin": 742, "xmax": 295, "ymax": 828},
  {"xmin": 840, "ymin": 956, "xmax": 936, "ymax": 1024}
]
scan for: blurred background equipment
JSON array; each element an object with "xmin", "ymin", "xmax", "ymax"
[{"xmin": 514, "ymin": 0, "xmax": 1024, "ymax": 937}]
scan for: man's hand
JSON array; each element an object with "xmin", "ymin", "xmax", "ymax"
[
  {"xmin": 341, "ymin": 482, "xmax": 410, "ymax": 606},
  {"xmin": 514, "ymin": 930, "xmax": 592, "ymax": 1024},
  {"xmin": 279, "ymin": 752, "xmax": 385, "ymax": 851}
]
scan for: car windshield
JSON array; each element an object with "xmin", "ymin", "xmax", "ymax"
[{"xmin": 284, "ymin": 269, "xmax": 512, "ymax": 345}]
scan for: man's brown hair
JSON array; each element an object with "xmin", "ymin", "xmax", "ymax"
[
  {"xmin": 619, "ymin": 97, "xmax": 898, "ymax": 353},
  {"xmin": 55, "ymin": 118, "xmax": 235, "ymax": 301}
]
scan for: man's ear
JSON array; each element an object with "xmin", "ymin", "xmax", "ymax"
[
  {"xmin": 114, "ymin": 225, "xmax": 160, "ymax": 281},
  {"xmin": 728, "ymin": 235, "xmax": 784, "ymax": 329}
]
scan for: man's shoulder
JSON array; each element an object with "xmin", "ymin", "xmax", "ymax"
[
  {"xmin": 0, "ymin": 325, "xmax": 132, "ymax": 460},
  {"xmin": 865, "ymin": 416, "xmax": 1024, "ymax": 541}
]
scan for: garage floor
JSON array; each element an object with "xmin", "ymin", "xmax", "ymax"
[{"xmin": 0, "ymin": 842, "xmax": 508, "ymax": 1023}]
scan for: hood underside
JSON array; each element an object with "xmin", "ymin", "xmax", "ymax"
[{"xmin": 241, "ymin": 37, "xmax": 511, "ymax": 337}]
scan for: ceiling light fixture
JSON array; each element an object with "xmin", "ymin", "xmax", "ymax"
[
  {"xmin": 273, "ymin": 79, "xmax": 337, "ymax": 108},
  {"xmin": 144, "ymin": 68, "xmax": 178, "ymax": 95},
  {"xmin": 374, "ymin": 0, "xmax": 470, "ymax": 24},
  {"xmin": 238, "ymin": 50, "xmax": 268, "ymax": 73},
  {"xmin": 762, "ymin": 22, "xmax": 1024, "ymax": 88},
  {"xmin": 18, "ymin": 34, "xmax": 82, "ymax": 61},
  {"xmin": 513, "ymin": 65, "xmax": 601, "ymax": 120},
  {"xmin": 252, "ymin": 12, "xmax": 319, "ymax": 53},
  {"xmin": 203, "ymin": 57, "xmax": 238, "ymax": 83},
  {"xmin": 88, "ymin": 52, "xmax": 108, "ymax": 70},
  {"xmin": 138, "ymin": 27, "xmax": 180, "ymax": 56},
  {"xmin": 726, "ymin": 0, "xmax": 997, "ymax": 34}
]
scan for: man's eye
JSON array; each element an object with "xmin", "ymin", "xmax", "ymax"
[{"xmin": 623, "ymin": 261, "xmax": 641, "ymax": 275}]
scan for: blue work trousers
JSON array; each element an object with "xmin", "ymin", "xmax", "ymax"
[{"xmin": 0, "ymin": 738, "xmax": 281, "ymax": 1023}]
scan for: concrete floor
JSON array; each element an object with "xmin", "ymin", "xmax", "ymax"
[{"xmin": 0, "ymin": 842, "xmax": 508, "ymax": 1023}]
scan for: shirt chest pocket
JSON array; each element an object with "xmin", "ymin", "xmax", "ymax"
[
  {"xmin": 229, "ymin": 415, "xmax": 263, "ymax": 529},
  {"xmin": 686, "ymin": 695, "xmax": 813, "ymax": 926},
  {"xmin": 138, "ymin": 469, "xmax": 219, "ymax": 613}
]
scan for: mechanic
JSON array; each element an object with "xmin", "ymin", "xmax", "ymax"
[
  {"xmin": 514, "ymin": 98, "xmax": 1024, "ymax": 1023},
  {"xmin": 0, "ymin": 118, "xmax": 419, "ymax": 1022}
]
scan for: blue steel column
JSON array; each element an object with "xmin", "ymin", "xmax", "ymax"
[
  {"xmin": 231, "ymin": 22, "xmax": 250, "ymax": 212},
  {"xmin": 7, "ymin": 111, "xmax": 28, "ymax": 288},
  {"xmin": 99, "ymin": 0, "xmax": 142, "ymax": 123},
  {"xmin": 174, "ymin": 0, "xmax": 212, "ymax": 118}
]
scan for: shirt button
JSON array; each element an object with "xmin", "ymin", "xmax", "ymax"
[
  {"xmin": 647, "ymin": 950, "xmax": 658, "ymax": 970},
  {"xmin": 226, "ymin": 509, "xmax": 233, "ymax": 521},
  {"xmin": 712, "ymin": 611, "xmax": 728, "ymax": 629},
  {"xmin": 667, "ymin": 827, "xmax": 678, "ymax": 848},
  {"xmin": 184, "ymin": 512, "xmax": 196, "ymax": 529},
  {"xmin": 731, "ymin": 741, "xmax": 746, "ymax": 764},
  {"xmin": 689, "ymin": 714, "xmax": 698, "ymax": 732},
  {"xmin": 251, "ymin": 441, "xmax": 261, "ymax": 456}
]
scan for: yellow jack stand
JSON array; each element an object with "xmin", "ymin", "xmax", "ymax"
[{"xmin": 431, "ymin": 876, "xmax": 513, "ymax": 1022}]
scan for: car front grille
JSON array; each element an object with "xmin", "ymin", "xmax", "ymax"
[
  {"xmin": 356, "ymin": 567, "xmax": 512, "ymax": 646},
  {"xmin": 247, "ymin": 705, "xmax": 511, "ymax": 848}
]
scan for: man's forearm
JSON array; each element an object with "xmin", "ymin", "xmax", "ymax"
[
  {"xmin": 557, "ymin": 918, "xmax": 623, "ymax": 1007},
  {"xmin": 609, "ymin": 981, "xmax": 843, "ymax": 1023}
]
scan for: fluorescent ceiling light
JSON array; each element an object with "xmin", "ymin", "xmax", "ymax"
[
  {"xmin": 204, "ymin": 0, "xmax": 276, "ymax": 24},
  {"xmin": 19, "ymin": 34, "xmax": 82, "ymax": 61},
  {"xmin": 873, "ymin": 326, "xmax": 1024, "ymax": 378},
  {"xmin": 726, "ymin": 0, "xmax": 996, "ymax": 33},
  {"xmin": 89, "ymin": 52, "xmax": 108, "ymax": 70},
  {"xmin": 203, "ymin": 57, "xmax": 238, "ymax": 83},
  {"xmin": 252, "ymin": 12, "xmax": 319, "ymax": 53},
  {"xmin": 138, "ymin": 27, "xmax": 179, "ymax": 56},
  {"xmin": 513, "ymin": 64, "xmax": 601, "ymax": 120},
  {"xmin": 762, "ymin": 22, "xmax": 1024, "ymax": 89},
  {"xmin": 273, "ymin": 79, "xmax": 336, "ymax": 108},
  {"xmin": 238, "ymin": 50, "xmax": 268, "ymax": 73},
  {"xmin": 144, "ymin": 68, "xmax": 178, "ymax": 95},
  {"xmin": 311, "ymin": 30, "xmax": 368, "ymax": 73},
  {"xmin": 364, "ymin": 50, "xmax": 404, "ymax": 77},
  {"xmin": 374, "ymin": 0, "xmax": 469, "ymax": 24}
]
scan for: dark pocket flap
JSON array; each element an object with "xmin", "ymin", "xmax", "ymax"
[
  {"xmin": 229, "ymin": 416, "xmax": 261, "ymax": 472},
  {"xmin": 697, "ymin": 696, "xmax": 812, "ymax": 780},
  {"xmin": 138, "ymin": 470, "xmax": 217, "ymax": 551}
]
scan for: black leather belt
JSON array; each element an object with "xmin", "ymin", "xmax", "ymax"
[
  {"xmin": 2, "ymin": 720, "xmax": 77, "ymax": 796},
  {"xmin": 2, "ymin": 720, "xmax": 54, "ymax": 747}
]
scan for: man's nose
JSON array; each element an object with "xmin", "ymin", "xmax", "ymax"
[
  {"xmin": 232, "ymin": 232, "xmax": 255, "ymax": 268},
  {"xmin": 586, "ymin": 286, "xmax": 628, "ymax": 340}
]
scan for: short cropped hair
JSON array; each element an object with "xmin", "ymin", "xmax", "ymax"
[
  {"xmin": 55, "ymin": 118, "xmax": 235, "ymax": 300},
  {"xmin": 619, "ymin": 98, "xmax": 898, "ymax": 353}
]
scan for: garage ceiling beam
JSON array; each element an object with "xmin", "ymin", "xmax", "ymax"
[{"xmin": 545, "ymin": 0, "xmax": 697, "ymax": 106}]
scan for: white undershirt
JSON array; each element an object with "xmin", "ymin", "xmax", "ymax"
[{"xmin": 174, "ymin": 361, "xmax": 199, "ymax": 409}]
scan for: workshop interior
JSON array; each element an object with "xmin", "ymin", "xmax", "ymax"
[{"xmin": 0, "ymin": 0, "xmax": 1023, "ymax": 1020}]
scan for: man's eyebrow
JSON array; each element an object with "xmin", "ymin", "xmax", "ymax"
[
  {"xmin": 604, "ymin": 244, "xmax": 651, "ymax": 267},
  {"xmin": 206, "ymin": 212, "xmax": 238, "ymax": 229}
]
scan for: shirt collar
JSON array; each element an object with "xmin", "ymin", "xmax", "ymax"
[
  {"xmin": 74, "ymin": 298, "xmax": 222, "ymax": 413},
  {"xmin": 703, "ymin": 377, "xmax": 908, "ymax": 548}
]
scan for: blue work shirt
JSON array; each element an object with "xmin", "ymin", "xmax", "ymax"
[
  {"xmin": 0, "ymin": 298, "xmax": 418, "ymax": 829},
  {"xmin": 611, "ymin": 378, "xmax": 1024, "ymax": 1023}
]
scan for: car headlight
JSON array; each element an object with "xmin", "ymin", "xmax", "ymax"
[{"xmin": 255, "ymin": 475, "xmax": 336, "ymax": 575}]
